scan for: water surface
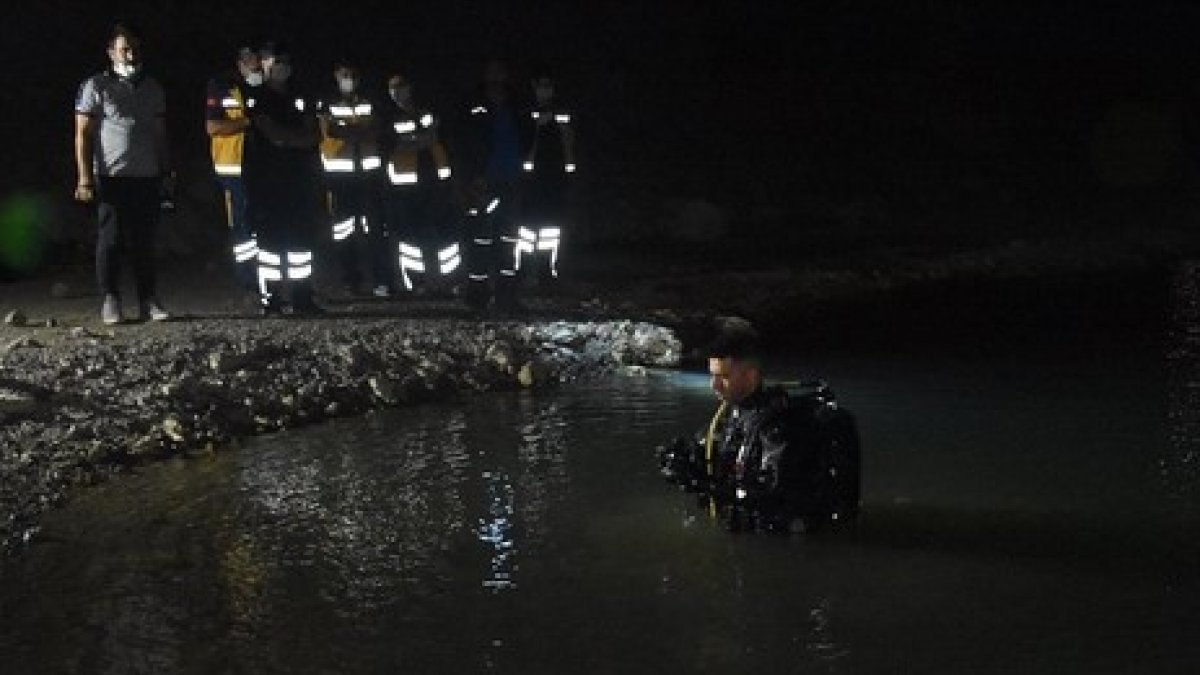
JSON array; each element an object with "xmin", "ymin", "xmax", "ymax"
[{"xmin": 2, "ymin": 273, "xmax": 1199, "ymax": 673}]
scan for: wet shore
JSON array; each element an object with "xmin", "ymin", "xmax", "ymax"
[
  {"xmin": 0, "ymin": 273, "xmax": 684, "ymax": 555},
  {"xmin": 2, "ymin": 218, "xmax": 1197, "ymax": 557}
]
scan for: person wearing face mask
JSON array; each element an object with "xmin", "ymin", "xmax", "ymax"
[
  {"xmin": 205, "ymin": 44, "xmax": 266, "ymax": 294},
  {"xmin": 241, "ymin": 41, "xmax": 324, "ymax": 315},
  {"xmin": 518, "ymin": 68, "xmax": 577, "ymax": 289},
  {"xmin": 317, "ymin": 60, "xmax": 388, "ymax": 297},
  {"xmin": 73, "ymin": 22, "xmax": 173, "ymax": 325},
  {"xmin": 379, "ymin": 72, "xmax": 460, "ymax": 296}
]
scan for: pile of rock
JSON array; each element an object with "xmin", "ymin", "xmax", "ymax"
[{"xmin": 0, "ymin": 316, "xmax": 682, "ymax": 555}]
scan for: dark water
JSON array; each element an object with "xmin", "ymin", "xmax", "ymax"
[{"xmin": 3, "ymin": 274, "xmax": 1200, "ymax": 674}]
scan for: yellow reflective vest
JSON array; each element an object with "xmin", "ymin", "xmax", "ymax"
[
  {"xmin": 319, "ymin": 96, "xmax": 381, "ymax": 173},
  {"xmin": 385, "ymin": 108, "xmax": 451, "ymax": 186},
  {"xmin": 207, "ymin": 78, "xmax": 253, "ymax": 176}
]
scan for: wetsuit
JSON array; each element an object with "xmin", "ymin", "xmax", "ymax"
[{"xmin": 710, "ymin": 385, "xmax": 860, "ymax": 531}]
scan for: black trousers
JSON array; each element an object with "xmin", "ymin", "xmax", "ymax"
[
  {"xmin": 521, "ymin": 171, "xmax": 568, "ymax": 225},
  {"xmin": 327, "ymin": 173, "xmax": 388, "ymax": 288},
  {"xmin": 252, "ymin": 169, "xmax": 320, "ymax": 298},
  {"xmin": 95, "ymin": 176, "xmax": 159, "ymax": 301},
  {"xmin": 464, "ymin": 180, "xmax": 520, "ymax": 305},
  {"xmin": 384, "ymin": 181, "xmax": 460, "ymax": 278}
]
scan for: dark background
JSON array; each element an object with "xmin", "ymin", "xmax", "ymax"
[{"xmin": 3, "ymin": 1, "xmax": 1200, "ymax": 270}]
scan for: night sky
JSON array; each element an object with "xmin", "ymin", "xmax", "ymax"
[{"xmin": 4, "ymin": 1, "xmax": 1200, "ymax": 244}]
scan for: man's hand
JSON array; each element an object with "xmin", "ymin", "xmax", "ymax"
[
  {"xmin": 159, "ymin": 172, "xmax": 177, "ymax": 212},
  {"xmin": 74, "ymin": 182, "xmax": 95, "ymax": 204}
]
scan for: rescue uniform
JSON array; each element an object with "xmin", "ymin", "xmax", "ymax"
[
  {"xmin": 205, "ymin": 72, "xmax": 257, "ymax": 289},
  {"xmin": 318, "ymin": 92, "xmax": 387, "ymax": 292},
  {"xmin": 243, "ymin": 83, "xmax": 323, "ymax": 311},
  {"xmin": 455, "ymin": 89, "xmax": 528, "ymax": 310},
  {"xmin": 74, "ymin": 68, "xmax": 167, "ymax": 308},
  {"xmin": 380, "ymin": 101, "xmax": 460, "ymax": 292},
  {"xmin": 519, "ymin": 101, "xmax": 576, "ymax": 282}
]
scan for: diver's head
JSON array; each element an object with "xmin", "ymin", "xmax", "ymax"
[{"xmin": 706, "ymin": 326, "xmax": 763, "ymax": 405}]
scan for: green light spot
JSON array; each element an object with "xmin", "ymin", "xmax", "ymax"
[{"xmin": 0, "ymin": 193, "xmax": 46, "ymax": 272}]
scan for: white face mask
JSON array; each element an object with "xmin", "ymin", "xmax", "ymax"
[
  {"xmin": 245, "ymin": 70, "xmax": 265, "ymax": 87},
  {"xmin": 337, "ymin": 76, "xmax": 357, "ymax": 94},
  {"xmin": 113, "ymin": 62, "xmax": 139, "ymax": 78}
]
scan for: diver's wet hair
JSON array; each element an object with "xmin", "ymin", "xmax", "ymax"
[{"xmin": 707, "ymin": 325, "xmax": 763, "ymax": 364}]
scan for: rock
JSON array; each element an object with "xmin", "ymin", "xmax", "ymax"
[
  {"xmin": 484, "ymin": 341, "xmax": 514, "ymax": 371},
  {"xmin": 0, "ymin": 390, "xmax": 39, "ymax": 417},
  {"xmin": 2, "ymin": 337, "xmax": 30, "ymax": 355},
  {"xmin": 368, "ymin": 375, "xmax": 398, "ymax": 404},
  {"xmin": 162, "ymin": 416, "xmax": 186, "ymax": 443},
  {"xmin": 0, "ymin": 315, "xmax": 687, "ymax": 557},
  {"xmin": 627, "ymin": 323, "xmax": 683, "ymax": 367},
  {"xmin": 209, "ymin": 351, "xmax": 239, "ymax": 373},
  {"xmin": 129, "ymin": 434, "xmax": 159, "ymax": 457},
  {"xmin": 517, "ymin": 363, "xmax": 536, "ymax": 388},
  {"xmin": 4, "ymin": 311, "xmax": 27, "ymax": 327}
]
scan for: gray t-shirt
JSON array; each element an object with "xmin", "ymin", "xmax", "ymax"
[{"xmin": 74, "ymin": 71, "xmax": 166, "ymax": 178}]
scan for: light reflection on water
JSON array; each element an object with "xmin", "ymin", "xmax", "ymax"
[{"xmin": 3, "ymin": 279, "xmax": 1200, "ymax": 672}]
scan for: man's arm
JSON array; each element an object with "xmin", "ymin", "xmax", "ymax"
[
  {"xmin": 753, "ymin": 417, "xmax": 794, "ymax": 496},
  {"xmin": 204, "ymin": 79, "xmax": 250, "ymax": 138},
  {"xmin": 74, "ymin": 113, "xmax": 97, "ymax": 203},
  {"xmin": 258, "ymin": 108, "xmax": 320, "ymax": 149},
  {"xmin": 206, "ymin": 117, "xmax": 250, "ymax": 137},
  {"xmin": 317, "ymin": 109, "xmax": 341, "ymax": 140}
]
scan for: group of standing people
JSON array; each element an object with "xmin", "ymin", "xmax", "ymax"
[
  {"xmin": 205, "ymin": 39, "xmax": 578, "ymax": 316},
  {"xmin": 74, "ymin": 23, "xmax": 577, "ymax": 323}
]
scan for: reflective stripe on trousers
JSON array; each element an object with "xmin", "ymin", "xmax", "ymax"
[
  {"xmin": 257, "ymin": 249, "xmax": 314, "ymax": 302},
  {"xmin": 510, "ymin": 225, "xmax": 561, "ymax": 277}
]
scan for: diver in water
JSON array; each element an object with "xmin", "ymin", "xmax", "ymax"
[{"xmin": 659, "ymin": 327, "xmax": 861, "ymax": 533}]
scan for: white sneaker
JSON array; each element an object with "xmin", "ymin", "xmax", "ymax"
[
  {"xmin": 141, "ymin": 299, "xmax": 172, "ymax": 322},
  {"xmin": 372, "ymin": 285, "xmax": 391, "ymax": 298},
  {"xmin": 101, "ymin": 294, "xmax": 122, "ymax": 325}
]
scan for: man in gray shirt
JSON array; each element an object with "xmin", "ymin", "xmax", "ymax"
[{"xmin": 73, "ymin": 23, "xmax": 172, "ymax": 324}]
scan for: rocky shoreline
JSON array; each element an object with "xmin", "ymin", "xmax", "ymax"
[
  {"xmin": 0, "ymin": 313, "xmax": 683, "ymax": 556},
  {"xmin": 3, "ymin": 217, "xmax": 1197, "ymax": 558}
]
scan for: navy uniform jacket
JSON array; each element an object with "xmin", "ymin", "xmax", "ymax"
[{"xmin": 243, "ymin": 84, "xmax": 322, "ymax": 235}]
